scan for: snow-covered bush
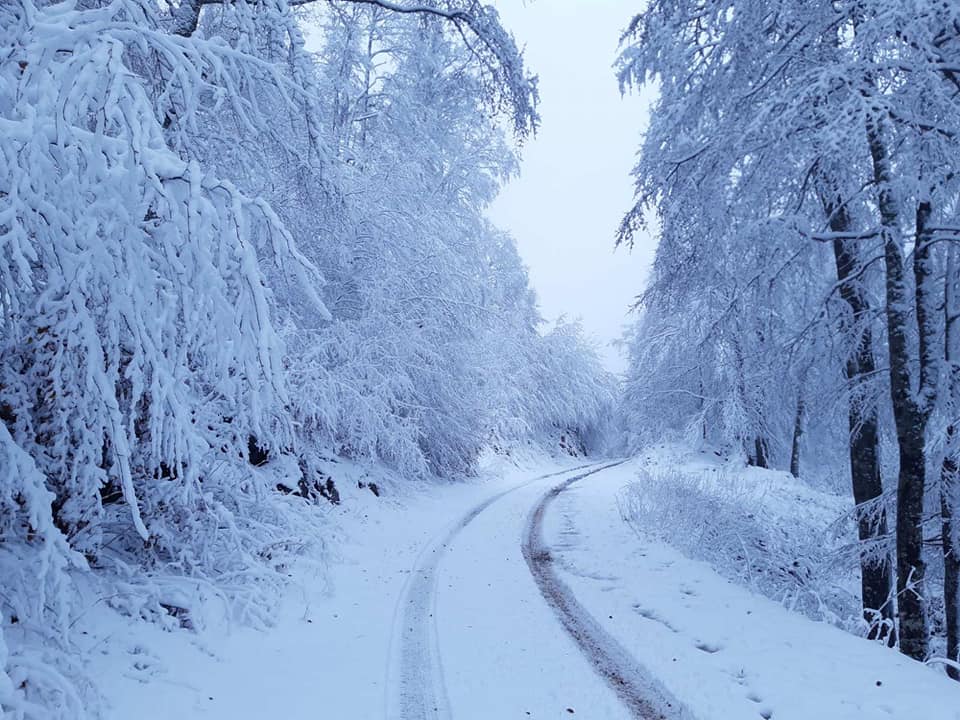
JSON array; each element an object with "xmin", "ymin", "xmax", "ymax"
[
  {"xmin": 619, "ymin": 460, "xmax": 860, "ymax": 631},
  {"xmin": 0, "ymin": 425, "xmax": 90, "ymax": 718}
]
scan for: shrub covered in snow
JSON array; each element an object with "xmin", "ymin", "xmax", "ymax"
[{"xmin": 618, "ymin": 455, "xmax": 862, "ymax": 633}]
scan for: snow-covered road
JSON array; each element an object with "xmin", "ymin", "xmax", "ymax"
[
  {"xmin": 97, "ymin": 455, "xmax": 960, "ymax": 719},
  {"xmin": 523, "ymin": 464, "xmax": 692, "ymax": 720},
  {"xmin": 387, "ymin": 461, "xmax": 603, "ymax": 718},
  {"xmin": 387, "ymin": 460, "xmax": 660, "ymax": 719}
]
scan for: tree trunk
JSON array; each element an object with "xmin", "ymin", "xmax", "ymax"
[
  {"xmin": 914, "ymin": 200, "xmax": 938, "ymax": 411},
  {"xmin": 821, "ymin": 189, "xmax": 895, "ymax": 642},
  {"xmin": 790, "ymin": 393, "xmax": 804, "ymax": 478},
  {"xmin": 943, "ymin": 445, "xmax": 960, "ymax": 680},
  {"xmin": 753, "ymin": 436, "xmax": 769, "ymax": 469},
  {"xmin": 942, "ymin": 246, "xmax": 960, "ymax": 679},
  {"xmin": 867, "ymin": 119, "xmax": 929, "ymax": 660},
  {"xmin": 730, "ymin": 332, "xmax": 753, "ymax": 465}
]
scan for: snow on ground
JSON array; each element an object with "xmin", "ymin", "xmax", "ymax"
[
  {"xmin": 75, "ymin": 448, "xmax": 960, "ymax": 719},
  {"xmin": 544, "ymin": 456, "xmax": 960, "ymax": 720},
  {"xmin": 80, "ymin": 450, "xmax": 597, "ymax": 719}
]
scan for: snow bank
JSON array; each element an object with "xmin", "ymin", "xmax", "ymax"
[{"xmin": 620, "ymin": 444, "xmax": 862, "ymax": 631}]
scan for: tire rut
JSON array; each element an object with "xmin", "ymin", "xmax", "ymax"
[
  {"xmin": 386, "ymin": 460, "xmax": 604, "ymax": 720},
  {"xmin": 522, "ymin": 462, "xmax": 696, "ymax": 720}
]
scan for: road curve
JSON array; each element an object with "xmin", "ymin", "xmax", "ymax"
[
  {"xmin": 522, "ymin": 463, "xmax": 695, "ymax": 720},
  {"xmin": 385, "ymin": 461, "xmax": 603, "ymax": 720}
]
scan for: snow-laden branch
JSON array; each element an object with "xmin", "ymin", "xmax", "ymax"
[
  {"xmin": 173, "ymin": 0, "xmax": 474, "ymax": 34},
  {"xmin": 170, "ymin": 0, "xmax": 538, "ymax": 136}
]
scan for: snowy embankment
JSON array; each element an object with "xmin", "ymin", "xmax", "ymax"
[
  {"xmin": 545, "ymin": 451, "xmax": 960, "ymax": 719},
  {"xmin": 622, "ymin": 445, "xmax": 861, "ymax": 629}
]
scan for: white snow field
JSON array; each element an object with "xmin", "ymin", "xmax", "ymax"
[{"xmin": 88, "ymin": 453, "xmax": 960, "ymax": 719}]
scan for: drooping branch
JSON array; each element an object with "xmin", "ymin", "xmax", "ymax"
[
  {"xmin": 171, "ymin": 0, "xmax": 467, "ymax": 36},
  {"xmin": 169, "ymin": 0, "xmax": 539, "ymax": 137}
]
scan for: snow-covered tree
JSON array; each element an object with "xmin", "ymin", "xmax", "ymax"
[
  {"xmin": 1, "ymin": 0, "xmax": 612, "ymax": 713},
  {"xmin": 617, "ymin": 0, "xmax": 960, "ymax": 660}
]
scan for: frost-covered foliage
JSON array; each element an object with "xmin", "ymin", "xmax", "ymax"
[
  {"xmin": 267, "ymin": 7, "xmax": 606, "ymax": 475},
  {"xmin": 616, "ymin": 0, "xmax": 960, "ymax": 664},
  {"xmin": 528, "ymin": 319, "xmax": 618, "ymax": 455},
  {"xmin": 618, "ymin": 0, "xmax": 960, "ymax": 460},
  {"xmin": 620, "ymin": 232, "xmax": 848, "ymax": 471},
  {"xmin": 1, "ymin": 0, "xmax": 323, "ymax": 553},
  {"xmin": 0, "ymin": 0, "xmax": 607, "ymax": 715},
  {"xmin": 620, "ymin": 459, "xmax": 859, "ymax": 631}
]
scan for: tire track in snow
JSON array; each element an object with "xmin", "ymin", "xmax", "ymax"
[
  {"xmin": 385, "ymin": 460, "xmax": 604, "ymax": 720},
  {"xmin": 523, "ymin": 463, "xmax": 696, "ymax": 720}
]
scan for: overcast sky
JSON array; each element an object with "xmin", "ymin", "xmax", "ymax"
[{"xmin": 487, "ymin": 0, "xmax": 658, "ymax": 374}]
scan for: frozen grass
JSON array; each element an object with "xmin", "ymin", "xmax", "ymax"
[{"xmin": 618, "ymin": 450, "xmax": 862, "ymax": 633}]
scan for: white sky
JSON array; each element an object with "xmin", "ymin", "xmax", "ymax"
[{"xmin": 487, "ymin": 0, "xmax": 658, "ymax": 374}]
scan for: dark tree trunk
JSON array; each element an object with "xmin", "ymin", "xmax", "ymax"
[
  {"xmin": 790, "ymin": 394, "xmax": 804, "ymax": 478},
  {"xmin": 868, "ymin": 121, "xmax": 929, "ymax": 660},
  {"xmin": 753, "ymin": 436, "xmax": 769, "ymax": 469},
  {"xmin": 822, "ymin": 189, "xmax": 895, "ymax": 641},
  {"xmin": 943, "ymin": 442, "xmax": 960, "ymax": 680},
  {"xmin": 942, "ymin": 247, "xmax": 960, "ymax": 679},
  {"xmin": 914, "ymin": 200, "xmax": 938, "ymax": 412}
]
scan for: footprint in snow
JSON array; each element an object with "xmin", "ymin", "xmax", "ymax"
[
  {"xmin": 749, "ymin": 696, "xmax": 776, "ymax": 718},
  {"xmin": 632, "ymin": 605, "xmax": 680, "ymax": 633}
]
